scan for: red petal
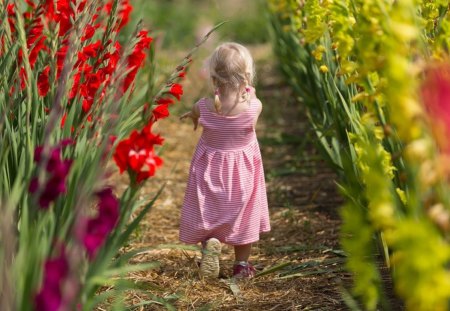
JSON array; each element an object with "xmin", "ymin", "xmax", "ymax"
[
  {"xmin": 156, "ymin": 98, "xmax": 174, "ymax": 105},
  {"xmin": 152, "ymin": 104, "xmax": 170, "ymax": 120}
]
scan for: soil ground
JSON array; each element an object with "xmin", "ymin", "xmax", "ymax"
[{"xmin": 117, "ymin": 45, "xmax": 353, "ymax": 310}]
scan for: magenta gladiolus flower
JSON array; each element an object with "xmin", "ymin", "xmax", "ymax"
[
  {"xmin": 421, "ymin": 64, "xmax": 450, "ymax": 154},
  {"xmin": 30, "ymin": 140, "xmax": 73, "ymax": 209},
  {"xmin": 34, "ymin": 250, "xmax": 69, "ymax": 311},
  {"xmin": 82, "ymin": 188, "xmax": 119, "ymax": 259}
]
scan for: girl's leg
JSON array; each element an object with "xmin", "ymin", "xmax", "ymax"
[
  {"xmin": 234, "ymin": 243, "xmax": 252, "ymax": 261},
  {"xmin": 233, "ymin": 243, "xmax": 255, "ymax": 278},
  {"xmin": 200, "ymin": 238, "xmax": 221, "ymax": 278}
]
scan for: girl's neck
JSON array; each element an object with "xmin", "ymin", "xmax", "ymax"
[
  {"xmin": 218, "ymin": 86, "xmax": 245, "ymax": 102},
  {"xmin": 214, "ymin": 86, "xmax": 250, "ymax": 116}
]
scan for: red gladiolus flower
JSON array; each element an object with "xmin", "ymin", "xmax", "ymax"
[
  {"xmin": 42, "ymin": 0, "xmax": 56, "ymax": 21},
  {"xmin": 60, "ymin": 113, "xmax": 67, "ymax": 129},
  {"xmin": 105, "ymin": 0, "xmax": 133, "ymax": 31},
  {"xmin": 56, "ymin": 45, "xmax": 69, "ymax": 77},
  {"xmin": 142, "ymin": 121, "xmax": 164, "ymax": 145},
  {"xmin": 27, "ymin": 20, "xmax": 46, "ymax": 67},
  {"xmin": 156, "ymin": 98, "xmax": 174, "ymax": 105},
  {"xmin": 169, "ymin": 83, "xmax": 183, "ymax": 100},
  {"xmin": 82, "ymin": 99, "xmax": 93, "ymax": 113},
  {"xmin": 113, "ymin": 139, "xmax": 131, "ymax": 173},
  {"xmin": 421, "ymin": 64, "xmax": 450, "ymax": 154},
  {"xmin": 103, "ymin": 42, "xmax": 121, "ymax": 75},
  {"xmin": 23, "ymin": 12, "xmax": 34, "ymax": 20},
  {"xmin": 25, "ymin": 0, "xmax": 37, "ymax": 9},
  {"xmin": 78, "ymin": 40, "xmax": 102, "ymax": 63},
  {"xmin": 113, "ymin": 122, "xmax": 163, "ymax": 183},
  {"xmin": 34, "ymin": 248, "xmax": 69, "ymax": 311},
  {"xmin": 136, "ymin": 149, "xmax": 163, "ymax": 183},
  {"xmin": 16, "ymin": 12, "xmax": 46, "ymax": 69},
  {"xmin": 54, "ymin": 0, "xmax": 77, "ymax": 36},
  {"xmin": 81, "ymin": 24, "xmax": 97, "ymax": 42},
  {"xmin": 19, "ymin": 67, "xmax": 27, "ymax": 90},
  {"xmin": 136, "ymin": 30, "xmax": 152, "ymax": 50},
  {"xmin": 152, "ymin": 104, "xmax": 169, "ymax": 120},
  {"xmin": 37, "ymin": 66, "xmax": 50, "ymax": 97},
  {"xmin": 6, "ymin": 4, "xmax": 16, "ymax": 32},
  {"xmin": 123, "ymin": 32, "xmax": 152, "ymax": 92},
  {"xmin": 178, "ymin": 71, "xmax": 186, "ymax": 78},
  {"xmin": 117, "ymin": 0, "xmax": 132, "ymax": 31},
  {"xmin": 69, "ymin": 72, "xmax": 81, "ymax": 99}
]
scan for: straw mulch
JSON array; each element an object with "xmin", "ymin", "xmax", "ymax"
[{"xmin": 110, "ymin": 46, "xmax": 353, "ymax": 311}]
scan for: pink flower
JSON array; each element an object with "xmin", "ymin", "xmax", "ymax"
[
  {"xmin": 34, "ymin": 248, "xmax": 69, "ymax": 311},
  {"xmin": 30, "ymin": 140, "xmax": 73, "ymax": 209},
  {"xmin": 421, "ymin": 64, "xmax": 450, "ymax": 154},
  {"xmin": 82, "ymin": 188, "xmax": 119, "ymax": 259}
]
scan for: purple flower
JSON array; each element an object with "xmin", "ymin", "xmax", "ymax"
[
  {"xmin": 97, "ymin": 188, "xmax": 119, "ymax": 226},
  {"xmin": 29, "ymin": 141, "xmax": 73, "ymax": 209},
  {"xmin": 82, "ymin": 188, "xmax": 119, "ymax": 260},
  {"xmin": 34, "ymin": 250, "xmax": 69, "ymax": 311},
  {"xmin": 29, "ymin": 177, "xmax": 39, "ymax": 193}
]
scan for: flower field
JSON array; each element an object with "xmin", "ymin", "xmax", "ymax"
[
  {"xmin": 268, "ymin": 0, "xmax": 450, "ymax": 310},
  {"xmin": 1, "ymin": 0, "xmax": 450, "ymax": 310}
]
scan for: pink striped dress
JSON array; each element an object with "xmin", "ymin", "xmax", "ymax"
[{"xmin": 179, "ymin": 98, "xmax": 271, "ymax": 246}]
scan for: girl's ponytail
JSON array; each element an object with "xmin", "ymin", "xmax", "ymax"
[{"xmin": 214, "ymin": 89, "xmax": 221, "ymax": 113}]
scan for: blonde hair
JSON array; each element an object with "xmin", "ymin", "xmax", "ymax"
[{"xmin": 208, "ymin": 42, "xmax": 255, "ymax": 113}]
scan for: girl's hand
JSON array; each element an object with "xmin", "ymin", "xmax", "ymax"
[{"xmin": 180, "ymin": 111, "xmax": 199, "ymax": 130}]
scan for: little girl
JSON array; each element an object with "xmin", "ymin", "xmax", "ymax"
[{"xmin": 179, "ymin": 42, "xmax": 270, "ymax": 279}]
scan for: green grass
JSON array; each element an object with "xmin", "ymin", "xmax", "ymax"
[{"xmin": 130, "ymin": 0, "xmax": 269, "ymax": 50}]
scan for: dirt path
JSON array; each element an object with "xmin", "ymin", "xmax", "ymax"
[{"xmin": 123, "ymin": 46, "xmax": 350, "ymax": 310}]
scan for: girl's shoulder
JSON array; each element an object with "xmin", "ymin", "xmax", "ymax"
[
  {"xmin": 249, "ymin": 97, "xmax": 262, "ymax": 114},
  {"xmin": 252, "ymin": 97, "xmax": 262, "ymax": 107},
  {"xmin": 195, "ymin": 97, "xmax": 214, "ymax": 112},
  {"xmin": 195, "ymin": 97, "xmax": 212, "ymax": 106}
]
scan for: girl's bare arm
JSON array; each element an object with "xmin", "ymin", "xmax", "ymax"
[{"xmin": 179, "ymin": 101, "xmax": 200, "ymax": 130}]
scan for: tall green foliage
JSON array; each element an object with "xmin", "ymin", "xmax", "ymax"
[{"xmin": 268, "ymin": 0, "xmax": 450, "ymax": 310}]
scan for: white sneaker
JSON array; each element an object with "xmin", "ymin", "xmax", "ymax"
[{"xmin": 200, "ymin": 238, "xmax": 221, "ymax": 278}]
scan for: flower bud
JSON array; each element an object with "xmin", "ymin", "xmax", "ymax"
[{"xmin": 319, "ymin": 65, "xmax": 329, "ymax": 73}]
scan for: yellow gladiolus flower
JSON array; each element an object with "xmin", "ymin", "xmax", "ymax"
[
  {"xmin": 348, "ymin": 16, "xmax": 356, "ymax": 26},
  {"xmin": 319, "ymin": 65, "xmax": 329, "ymax": 73},
  {"xmin": 352, "ymin": 92, "xmax": 368, "ymax": 102},
  {"xmin": 396, "ymin": 188, "xmax": 407, "ymax": 205},
  {"xmin": 369, "ymin": 202, "xmax": 396, "ymax": 229},
  {"xmin": 404, "ymin": 139, "xmax": 431, "ymax": 162},
  {"xmin": 391, "ymin": 21, "xmax": 418, "ymax": 42},
  {"xmin": 312, "ymin": 45, "xmax": 326, "ymax": 61}
]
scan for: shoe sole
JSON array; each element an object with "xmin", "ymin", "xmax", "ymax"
[{"xmin": 200, "ymin": 238, "xmax": 221, "ymax": 278}]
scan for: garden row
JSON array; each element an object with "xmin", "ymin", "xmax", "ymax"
[
  {"xmin": 267, "ymin": 1, "xmax": 450, "ymax": 310},
  {"xmin": 0, "ymin": 1, "xmax": 203, "ymax": 309}
]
